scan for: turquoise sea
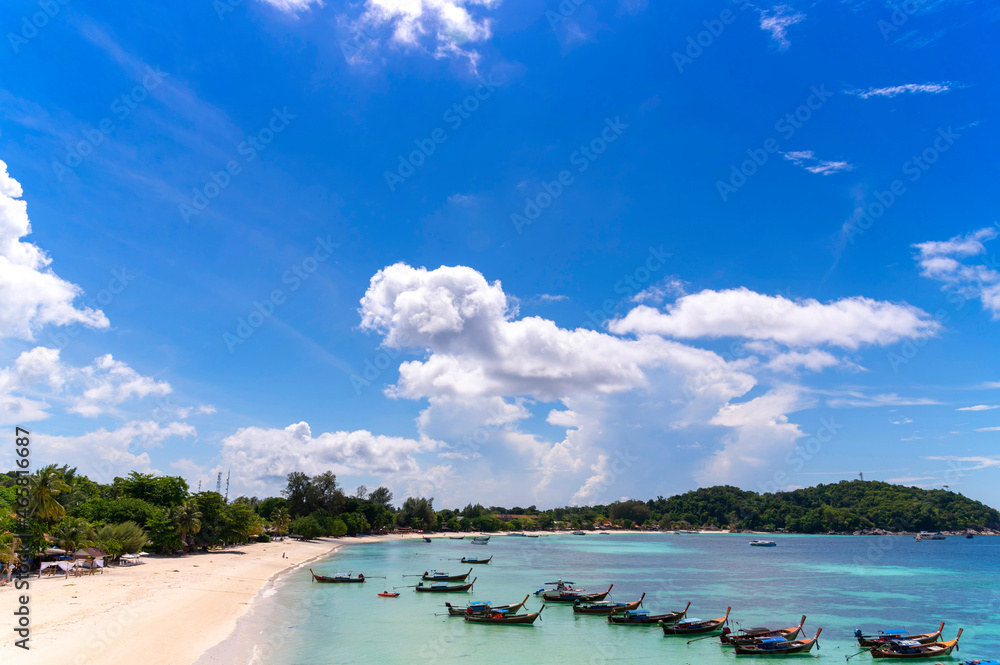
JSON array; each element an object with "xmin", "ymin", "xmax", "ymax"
[{"xmin": 220, "ymin": 534, "xmax": 1000, "ymax": 664}]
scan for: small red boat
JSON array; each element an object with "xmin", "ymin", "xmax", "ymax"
[{"xmin": 378, "ymin": 592, "xmax": 400, "ymax": 597}]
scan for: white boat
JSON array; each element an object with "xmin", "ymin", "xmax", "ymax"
[
  {"xmin": 750, "ymin": 540, "xmax": 777, "ymax": 547},
  {"xmin": 915, "ymin": 531, "xmax": 946, "ymax": 541}
]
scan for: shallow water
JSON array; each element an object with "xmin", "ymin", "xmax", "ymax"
[{"xmin": 229, "ymin": 533, "xmax": 1000, "ymax": 664}]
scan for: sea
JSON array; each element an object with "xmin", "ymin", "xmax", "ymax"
[{"xmin": 206, "ymin": 533, "xmax": 1000, "ymax": 665}]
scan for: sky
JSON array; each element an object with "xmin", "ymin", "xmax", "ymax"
[{"xmin": 0, "ymin": 0, "xmax": 998, "ymax": 510}]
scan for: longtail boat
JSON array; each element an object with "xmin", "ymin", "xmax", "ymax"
[
  {"xmin": 461, "ymin": 555, "xmax": 493, "ymax": 564},
  {"xmin": 310, "ymin": 569, "xmax": 364, "ymax": 583},
  {"xmin": 423, "ymin": 537, "xmax": 432, "ymax": 542},
  {"xmin": 449, "ymin": 536, "xmax": 465, "ymax": 540},
  {"xmin": 734, "ymin": 628, "xmax": 822, "ymax": 655},
  {"xmin": 464, "ymin": 605, "xmax": 545, "ymax": 625},
  {"xmin": 538, "ymin": 579, "xmax": 613, "ymax": 602},
  {"xmin": 870, "ymin": 629, "xmax": 962, "ymax": 659},
  {"xmin": 608, "ymin": 601, "xmax": 691, "ymax": 625},
  {"xmin": 472, "ymin": 536, "xmax": 490, "ymax": 542},
  {"xmin": 414, "ymin": 577, "xmax": 476, "ymax": 592},
  {"xmin": 445, "ymin": 594, "xmax": 530, "ymax": 617},
  {"xmin": 856, "ymin": 623, "xmax": 945, "ymax": 648},
  {"xmin": 660, "ymin": 607, "xmax": 731, "ymax": 635},
  {"xmin": 573, "ymin": 593, "xmax": 645, "ymax": 615},
  {"xmin": 722, "ymin": 616, "xmax": 806, "ymax": 645},
  {"xmin": 421, "ymin": 568, "xmax": 473, "ymax": 582}
]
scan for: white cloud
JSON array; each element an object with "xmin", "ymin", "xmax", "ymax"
[
  {"xmin": 32, "ymin": 420, "xmax": 196, "ymax": 483},
  {"xmin": 783, "ymin": 150, "xmax": 853, "ymax": 175},
  {"xmin": 0, "ymin": 347, "xmax": 172, "ymax": 422},
  {"xmin": 846, "ymin": 82, "xmax": 953, "ymax": 99},
  {"xmin": 610, "ymin": 287, "xmax": 939, "ymax": 350},
  {"xmin": 958, "ymin": 404, "xmax": 998, "ymax": 411},
  {"xmin": 257, "ymin": 0, "xmax": 322, "ymax": 12},
  {"xmin": 631, "ymin": 278, "xmax": 687, "ymax": 305},
  {"xmin": 347, "ymin": 0, "xmax": 501, "ymax": 69},
  {"xmin": 913, "ymin": 227, "xmax": 1000, "ymax": 318},
  {"xmin": 765, "ymin": 349, "xmax": 854, "ymax": 374},
  {"xmin": 975, "ymin": 426, "xmax": 1000, "ymax": 432},
  {"xmin": 924, "ymin": 455, "xmax": 1000, "ymax": 470},
  {"xmin": 889, "ymin": 417, "xmax": 913, "ymax": 425},
  {"xmin": 826, "ymin": 391, "xmax": 939, "ymax": 408},
  {"xmin": 0, "ymin": 160, "xmax": 109, "ymax": 340},
  {"xmin": 758, "ymin": 5, "xmax": 804, "ymax": 49},
  {"xmin": 218, "ymin": 421, "xmax": 443, "ymax": 495}
]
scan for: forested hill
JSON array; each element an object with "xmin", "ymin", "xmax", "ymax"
[{"xmin": 649, "ymin": 481, "xmax": 1000, "ymax": 533}]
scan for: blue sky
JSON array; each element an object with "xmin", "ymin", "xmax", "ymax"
[{"xmin": 0, "ymin": 0, "xmax": 998, "ymax": 509}]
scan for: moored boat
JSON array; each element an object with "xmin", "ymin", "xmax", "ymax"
[
  {"xmin": 538, "ymin": 579, "xmax": 613, "ymax": 602},
  {"xmin": 573, "ymin": 593, "xmax": 645, "ymax": 615},
  {"xmin": 660, "ymin": 607, "xmax": 731, "ymax": 635},
  {"xmin": 310, "ymin": 569, "xmax": 365, "ymax": 583},
  {"xmin": 378, "ymin": 591, "xmax": 399, "ymax": 597},
  {"xmin": 445, "ymin": 594, "xmax": 530, "ymax": 617},
  {"xmin": 461, "ymin": 555, "xmax": 493, "ymax": 564},
  {"xmin": 722, "ymin": 616, "xmax": 806, "ymax": 645},
  {"xmin": 414, "ymin": 577, "xmax": 476, "ymax": 592},
  {"xmin": 870, "ymin": 629, "xmax": 962, "ymax": 659},
  {"xmin": 733, "ymin": 628, "xmax": 822, "ymax": 655},
  {"xmin": 608, "ymin": 601, "xmax": 691, "ymax": 625},
  {"xmin": 750, "ymin": 540, "xmax": 777, "ymax": 547},
  {"xmin": 449, "ymin": 536, "xmax": 465, "ymax": 540},
  {"xmin": 855, "ymin": 623, "xmax": 945, "ymax": 648},
  {"xmin": 423, "ymin": 536, "xmax": 432, "ymax": 542},
  {"xmin": 464, "ymin": 605, "xmax": 545, "ymax": 625},
  {"xmin": 572, "ymin": 530, "xmax": 586, "ymax": 535},
  {"xmin": 421, "ymin": 567, "xmax": 473, "ymax": 582},
  {"xmin": 914, "ymin": 531, "xmax": 946, "ymax": 541}
]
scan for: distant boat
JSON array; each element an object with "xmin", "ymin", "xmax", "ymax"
[
  {"xmin": 464, "ymin": 605, "xmax": 545, "ymax": 625},
  {"xmin": 423, "ymin": 537, "xmax": 432, "ymax": 542},
  {"xmin": 509, "ymin": 532, "xmax": 526, "ymax": 537},
  {"xmin": 573, "ymin": 593, "xmax": 645, "ymax": 615},
  {"xmin": 966, "ymin": 531, "xmax": 974, "ymax": 539},
  {"xmin": 415, "ymin": 577, "xmax": 476, "ymax": 593},
  {"xmin": 915, "ymin": 532, "xmax": 946, "ymax": 541},
  {"xmin": 377, "ymin": 591, "xmax": 399, "ymax": 597},
  {"xmin": 461, "ymin": 555, "xmax": 493, "ymax": 564},
  {"xmin": 421, "ymin": 568, "xmax": 473, "ymax": 582},
  {"xmin": 449, "ymin": 536, "xmax": 465, "ymax": 540},
  {"xmin": 310, "ymin": 569, "xmax": 364, "ymax": 583},
  {"xmin": 673, "ymin": 530, "xmax": 699, "ymax": 534},
  {"xmin": 572, "ymin": 531, "xmax": 586, "ymax": 535},
  {"xmin": 750, "ymin": 540, "xmax": 777, "ymax": 547},
  {"xmin": 538, "ymin": 579, "xmax": 613, "ymax": 603},
  {"xmin": 607, "ymin": 601, "xmax": 690, "ymax": 625}
]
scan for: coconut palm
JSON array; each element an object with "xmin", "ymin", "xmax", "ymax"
[
  {"xmin": 172, "ymin": 501, "xmax": 202, "ymax": 547},
  {"xmin": 51, "ymin": 517, "xmax": 96, "ymax": 553},
  {"xmin": 271, "ymin": 507, "xmax": 290, "ymax": 536},
  {"xmin": 28, "ymin": 465, "xmax": 72, "ymax": 523}
]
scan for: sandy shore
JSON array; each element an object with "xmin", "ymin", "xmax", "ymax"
[{"xmin": 0, "ymin": 529, "xmax": 703, "ymax": 664}]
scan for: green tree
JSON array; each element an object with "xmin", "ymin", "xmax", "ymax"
[
  {"xmin": 52, "ymin": 516, "xmax": 96, "ymax": 553},
  {"xmin": 172, "ymin": 501, "xmax": 203, "ymax": 547},
  {"xmin": 224, "ymin": 503, "xmax": 263, "ymax": 543},
  {"xmin": 290, "ymin": 515, "xmax": 323, "ymax": 540},
  {"xmin": 271, "ymin": 507, "xmax": 291, "ymax": 536},
  {"xmin": 95, "ymin": 522, "xmax": 147, "ymax": 559},
  {"xmin": 27, "ymin": 465, "xmax": 71, "ymax": 523}
]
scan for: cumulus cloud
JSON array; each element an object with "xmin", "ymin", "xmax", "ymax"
[
  {"xmin": 758, "ymin": 5, "xmax": 804, "ymax": 49},
  {"xmin": 33, "ymin": 420, "xmax": 196, "ymax": 482},
  {"xmin": 913, "ymin": 227, "xmax": 1000, "ymax": 318},
  {"xmin": 0, "ymin": 347, "xmax": 172, "ymax": 422},
  {"xmin": 846, "ymin": 82, "xmax": 953, "ymax": 99},
  {"xmin": 0, "ymin": 160, "xmax": 109, "ymax": 340},
  {"xmin": 610, "ymin": 288, "xmax": 939, "ymax": 350},
  {"xmin": 783, "ymin": 150, "xmax": 853, "ymax": 175},
  {"xmin": 217, "ymin": 421, "xmax": 443, "ymax": 495}
]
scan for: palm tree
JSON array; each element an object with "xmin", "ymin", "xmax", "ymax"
[
  {"xmin": 271, "ymin": 507, "xmax": 290, "ymax": 536},
  {"xmin": 28, "ymin": 465, "xmax": 72, "ymax": 523},
  {"xmin": 172, "ymin": 501, "xmax": 203, "ymax": 548},
  {"xmin": 52, "ymin": 517, "xmax": 96, "ymax": 553}
]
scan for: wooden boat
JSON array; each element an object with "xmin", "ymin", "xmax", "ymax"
[
  {"xmin": 378, "ymin": 591, "xmax": 400, "ymax": 597},
  {"xmin": 734, "ymin": 628, "xmax": 822, "ymax": 655},
  {"xmin": 421, "ymin": 568, "xmax": 472, "ymax": 582},
  {"xmin": 464, "ymin": 605, "xmax": 545, "ymax": 625},
  {"xmin": 856, "ymin": 623, "xmax": 945, "ymax": 648},
  {"xmin": 449, "ymin": 536, "xmax": 465, "ymax": 540},
  {"xmin": 472, "ymin": 536, "xmax": 490, "ymax": 541},
  {"xmin": 750, "ymin": 540, "xmax": 777, "ymax": 547},
  {"xmin": 538, "ymin": 580, "xmax": 613, "ymax": 602},
  {"xmin": 414, "ymin": 577, "xmax": 476, "ymax": 592},
  {"xmin": 509, "ymin": 532, "xmax": 527, "ymax": 537},
  {"xmin": 310, "ymin": 569, "xmax": 364, "ymax": 583},
  {"xmin": 870, "ymin": 629, "xmax": 962, "ymax": 659},
  {"xmin": 660, "ymin": 607, "xmax": 731, "ymax": 635},
  {"xmin": 445, "ymin": 594, "xmax": 530, "ymax": 617},
  {"xmin": 573, "ymin": 593, "xmax": 645, "ymax": 615},
  {"xmin": 572, "ymin": 530, "xmax": 586, "ymax": 535},
  {"xmin": 423, "ymin": 536, "xmax": 432, "ymax": 542},
  {"xmin": 722, "ymin": 616, "xmax": 806, "ymax": 645},
  {"xmin": 462, "ymin": 555, "xmax": 493, "ymax": 564},
  {"xmin": 608, "ymin": 601, "xmax": 690, "ymax": 625}
]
